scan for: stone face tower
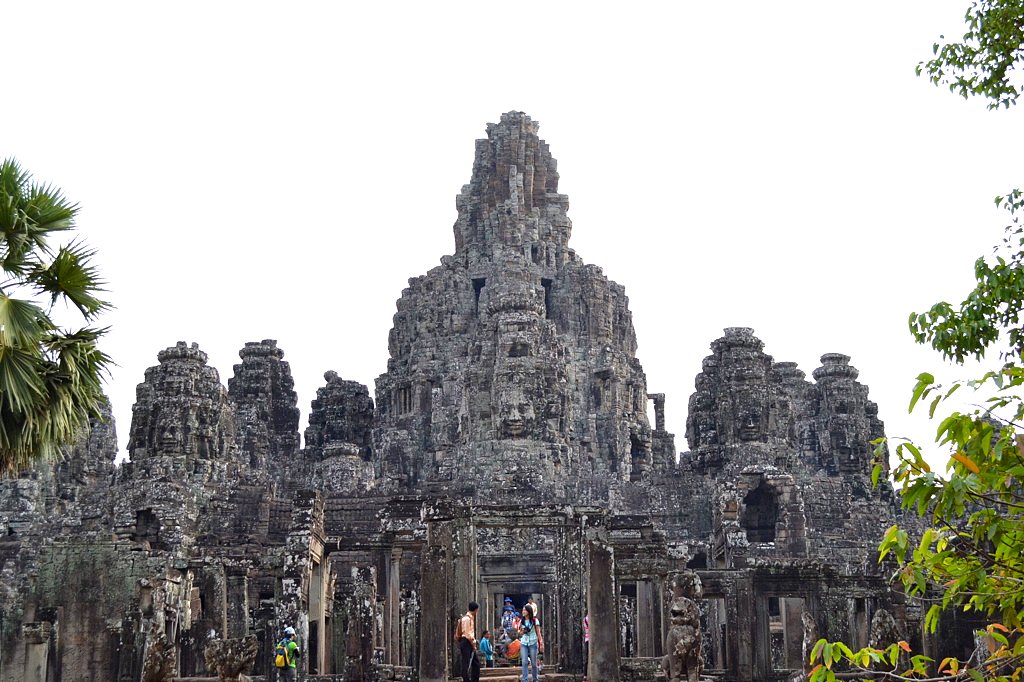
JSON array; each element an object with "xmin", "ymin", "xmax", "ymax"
[
  {"xmin": 374, "ymin": 112, "xmax": 667, "ymax": 502},
  {"xmin": 0, "ymin": 113, "xmax": 939, "ymax": 682}
]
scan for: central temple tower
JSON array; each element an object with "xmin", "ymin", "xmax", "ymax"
[{"xmin": 374, "ymin": 112, "xmax": 672, "ymax": 502}]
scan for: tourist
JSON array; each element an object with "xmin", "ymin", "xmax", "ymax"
[
  {"xmin": 455, "ymin": 601, "xmax": 481, "ymax": 682},
  {"xmin": 518, "ymin": 603, "xmax": 543, "ymax": 682},
  {"xmin": 501, "ymin": 597, "xmax": 516, "ymax": 639},
  {"xmin": 506, "ymin": 636, "xmax": 521, "ymax": 666},
  {"xmin": 480, "ymin": 629, "xmax": 495, "ymax": 668},
  {"xmin": 526, "ymin": 596, "xmax": 540, "ymax": 620},
  {"xmin": 277, "ymin": 626, "xmax": 300, "ymax": 681},
  {"xmin": 497, "ymin": 627, "xmax": 512, "ymax": 663}
]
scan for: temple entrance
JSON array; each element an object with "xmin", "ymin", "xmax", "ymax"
[
  {"xmin": 502, "ymin": 592, "xmax": 533, "ymax": 617},
  {"xmin": 416, "ymin": 504, "xmax": 602, "ymax": 681}
]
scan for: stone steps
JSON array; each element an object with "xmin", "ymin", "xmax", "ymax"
[
  {"xmin": 448, "ymin": 671, "xmax": 577, "ymax": 675},
  {"xmin": 448, "ymin": 666, "xmax": 576, "ymax": 682}
]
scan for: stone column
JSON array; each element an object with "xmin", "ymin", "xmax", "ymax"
[
  {"xmin": 419, "ymin": 543, "xmax": 449, "ymax": 682},
  {"xmin": 452, "ymin": 518, "xmax": 477, "ymax": 616},
  {"xmin": 21, "ymin": 622, "xmax": 52, "ymax": 682},
  {"xmin": 587, "ymin": 540, "xmax": 620, "ymax": 682},
  {"xmin": 226, "ymin": 571, "xmax": 249, "ymax": 639},
  {"xmin": 636, "ymin": 578, "xmax": 658, "ymax": 657},
  {"xmin": 451, "ymin": 517, "xmax": 476, "ymax": 676},
  {"xmin": 386, "ymin": 547, "xmax": 402, "ymax": 665},
  {"xmin": 754, "ymin": 594, "xmax": 772, "ymax": 679},
  {"xmin": 556, "ymin": 520, "xmax": 586, "ymax": 674},
  {"xmin": 735, "ymin": 573, "xmax": 755, "ymax": 681},
  {"xmin": 345, "ymin": 565, "xmax": 376, "ymax": 682},
  {"xmin": 648, "ymin": 393, "xmax": 666, "ymax": 431}
]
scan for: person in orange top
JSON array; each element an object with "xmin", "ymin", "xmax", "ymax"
[{"xmin": 456, "ymin": 601, "xmax": 481, "ymax": 682}]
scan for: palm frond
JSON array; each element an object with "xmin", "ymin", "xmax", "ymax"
[
  {"xmin": 0, "ymin": 344, "xmax": 47, "ymax": 416},
  {"xmin": 25, "ymin": 181, "xmax": 77, "ymax": 241},
  {"xmin": 0, "ymin": 293, "xmax": 52, "ymax": 346},
  {"xmin": 0, "ymin": 158, "xmax": 79, "ymax": 267},
  {"xmin": 28, "ymin": 240, "xmax": 111, "ymax": 319},
  {"xmin": 0, "ymin": 158, "xmax": 111, "ymax": 476}
]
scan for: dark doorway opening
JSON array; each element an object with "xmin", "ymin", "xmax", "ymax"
[{"xmin": 741, "ymin": 482, "xmax": 778, "ymax": 542}]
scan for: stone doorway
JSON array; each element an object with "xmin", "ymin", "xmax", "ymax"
[{"xmin": 418, "ymin": 503, "xmax": 602, "ymax": 682}]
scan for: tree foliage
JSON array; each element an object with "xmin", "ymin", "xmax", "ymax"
[
  {"xmin": 0, "ymin": 158, "xmax": 112, "ymax": 476},
  {"xmin": 917, "ymin": 0, "xmax": 1024, "ymax": 109},
  {"xmin": 807, "ymin": 4, "xmax": 1024, "ymax": 672},
  {"xmin": 809, "ymin": 193, "xmax": 1024, "ymax": 681}
]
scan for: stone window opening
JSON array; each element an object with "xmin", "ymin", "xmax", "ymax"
[
  {"xmin": 686, "ymin": 552, "xmax": 707, "ymax": 570},
  {"xmin": 472, "ymin": 278, "xmax": 486, "ymax": 313},
  {"xmin": 629, "ymin": 433, "xmax": 647, "ymax": 482},
  {"xmin": 619, "ymin": 581, "xmax": 637, "ymax": 657},
  {"xmin": 396, "ymin": 385, "xmax": 412, "ymax": 414},
  {"xmin": 508, "ymin": 341, "xmax": 530, "ymax": 358},
  {"xmin": 541, "ymin": 278, "xmax": 553, "ymax": 319},
  {"xmin": 852, "ymin": 597, "xmax": 869, "ymax": 648},
  {"xmin": 741, "ymin": 482, "xmax": 778, "ymax": 543},
  {"xmin": 767, "ymin": 596, "xmax": 806, "ymax": 671},
  {"xmin": 133, "ymin": 508, "xmax": 161, "ymax": 546},
  {"xmin": 703, "ymin": 596, "xmax": 729, "ymax": 671}
]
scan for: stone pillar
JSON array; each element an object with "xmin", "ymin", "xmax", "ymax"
[
  {"xmin": 386, "ymin": 548, "xmax": 402, "ymax": 665},
  {"xmin": 342, "ymin": 565, "xmax": 376, "ymax": 682},
  {"xmin": 452, "ymin": 519, "xmax": 477, "ymax": 615},
  {"xmin": 648, "ymin": 393, "xmax": 666, "ymax": 431},
  {"xmin": 556, "ymin": 520, "xmax": 586, "ymax": 674},
  {"xmin": 309, "ymin": 558, "xmax": 326, "ymax": 674},
  {"xmin": 637, "ymin": 578, "xmax": 658, "ymax": 657},
  {"xmin": 419, "ymin": 543, "xmax": 449, "ymax": 682},
  {"xmin": 754, "ymin": 594, "xmax": 772, "ymax": 679},
  {"xmin": 587, "ymin": 540, "xmax": 620, "ymax": 682},
  {"xmin": 21, "ymin": 622, "xmax": 52, "ymax": 682},
  {"xmin": 735, "ymin": 574, "xmax": 755, "ymax": 681},
  {"xmin": 226, "ymin": 571, "xmax": 249, "ymax": 639},
  {"xmin": 451, "ymin": 517, "xmax": 476, "ymax": 676}
]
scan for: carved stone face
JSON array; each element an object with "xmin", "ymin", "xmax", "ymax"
[
  {"xmin": 157, "ymin": 417, "xmax": 182, "ymax": 453},
  {"xmin": 692, "ymin": 414, "xmax": 718, "ymax": 447},
  {"xmin": 738, "ymin": 408, "xmax": 762, "ymax": 442},
  {"xmin": 497, "ymin": 387, "xmax": 536, "ymax": 439},
  {"xmin": 693, "ymin": 389, "xmax": 713, "ymax": 412}
]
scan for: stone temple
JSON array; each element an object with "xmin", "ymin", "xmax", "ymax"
[{"xmin": 0, "ymin": 113, "xmax": 969, "ymax": 681}]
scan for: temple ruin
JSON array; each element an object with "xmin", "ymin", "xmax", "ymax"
[{"xmin": 0, "ymin": 112, "xmax": 963, "ymax": 681}]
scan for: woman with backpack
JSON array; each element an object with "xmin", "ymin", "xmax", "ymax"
[
  {"xmin": 274, "ymin": 626, "xmax": 299, "ymax": 681},
  {"xmin": 517, "ymin": 603, "xmax": 543, "ymax": 682}
]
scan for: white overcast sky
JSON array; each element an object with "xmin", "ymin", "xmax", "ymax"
[{"xmin": 4, "ymin": 1, "xmax": 1021, "ymax": 467}]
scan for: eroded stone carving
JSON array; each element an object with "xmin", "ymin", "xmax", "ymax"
[
  {"xmin": 662, "ymin": 570, "xmax": 703, "ymax": 682},
  {"xmin": 204, "ymin": 635, "xmax": 259, "ymax": 681}
]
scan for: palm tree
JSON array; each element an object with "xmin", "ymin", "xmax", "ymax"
[{"xmin": 0, "ymin": 158, "xmax": 112, "ymax": 475}]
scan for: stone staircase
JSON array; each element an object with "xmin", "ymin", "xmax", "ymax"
[{"xmin": 448, "ymin": 666, "xmax": 577, "ymax": 682}]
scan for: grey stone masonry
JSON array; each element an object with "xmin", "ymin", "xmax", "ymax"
[{"xmin": 0, "ymin": 113, "xmax": 954, "ymax": 682}]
